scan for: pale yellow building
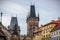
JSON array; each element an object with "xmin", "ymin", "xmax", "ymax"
[
  {"xmin": 41, "ymin": 21, "xmax": 56, "ymax": 40},
  {"xmin": 41, "ymin": 18, "xmax": 60, "ymax": 40}
]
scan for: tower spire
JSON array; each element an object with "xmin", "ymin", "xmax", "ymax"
[
  {"xmin": 26, "ymin": 4, "xmax": 39, "ymax": 39},
  {"xmin": 0, "ymin": 12, "xmax": 3, "ymax": 24},
  {"xmin": 38, "ymin": 12, "xmax": 39, "ymax": 21},
  {"xmin": 29, "ymin": 5, "xmax": 36, "ymax": 18}
]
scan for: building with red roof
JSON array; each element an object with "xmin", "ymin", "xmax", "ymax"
[{"xmin": 51, "ymin": 17, "xmax": 60, "ymax": 40}]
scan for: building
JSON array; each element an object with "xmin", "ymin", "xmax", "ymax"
[
  {"xmin": 26, "ymin": 5, "xmax": 39, "ymax": 39},
  {"xmin": 41, "ymin": 17, "xmax": 60, "ymax": 40},
  {"xmin": 51, "ymin": 18, "xmax": 60, "ymax": 40},
  {"xmin": 51, "ymin": 25, "xmax": 60, "ymax": 40},
  {"xmin": 8, "ymin": 17, "xmax": 20, "ymax": 40},
  {"xmin": 41, "ymin": 21, "xmax": 56, "ymax": 40},
  {"xmin": 33, "ymin": 27, "xmax": 43, "ymax": 40}
]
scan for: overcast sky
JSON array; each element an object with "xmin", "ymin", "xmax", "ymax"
[{"xmin": 0, "ymin": 0, "xmax": 60, "ymax": 35}]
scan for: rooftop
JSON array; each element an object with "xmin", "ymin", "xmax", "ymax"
[{"xmin": 51, "ymin": 25, "xmax": 60, "ymax": 32}]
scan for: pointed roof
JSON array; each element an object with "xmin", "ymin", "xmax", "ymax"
[
  {"xmin": 29, "ymin": 5, "xmax": 36, "ymax": 18},
  {"xmin": 26, "ymin": 5, "xmax": 39, "ymax": 22},
  {"xmin": 10, "ymin": 17, "xmax": 18, "ymax": 26},
  {"xmin": 8, "ymin": 17, "xmax": 20, "ymax": 34},
  {"xmin": 0, "ymin": 12, "xmax": 3, "ymax": 23}
]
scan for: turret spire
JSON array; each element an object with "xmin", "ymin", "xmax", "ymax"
[
  {"xmin": 0, "ymin": 12, "xmax": 3, "ymax": 24},
  {"xmin": 38, "ymin": 12, "xmax": 39, "ymax": 21},
  {"xmin": 8, "ymin": 17, "xmax": 20, "ymax": 37},
  {"xmin": 29, "ymin": 5, "xmax": 36, "ymax": 18}
]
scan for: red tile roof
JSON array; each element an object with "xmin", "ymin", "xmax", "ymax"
[
  {"xmin": 51, "ymin": 19, "xmax": 60, "ymax": 32},
  {"xmin": 53, "ymin": 20, "xmax": 60, "ymax": 25},
  {"xmin": 42, "ymin": 19, "xmax": 60, "ymax": 27},
  {"xmin": 51, "ymin": 25, "xmax": 60, "ymax": 32}
]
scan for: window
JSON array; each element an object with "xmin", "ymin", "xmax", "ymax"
[
  {"xmin": 43, "ymin": 31, "xmax": 45, "ymax": 33},
  {"xmin": 48, "ymin": 25, "xmax": 49, "ymax": 28},
  {"xmin": 44, "ymin": 35, "xmax": 45, "ymax": 38},
  {"xmin": 53, "ymin": 32, "xmax": 55, "ymax": 36},
  {"xmin": 56, "ymin": 31, "xmax": 58, "ymax": 35},
  {"xmin": 59, "ymin": 31, "xmax": 60, "ymax": 34},
  {"xmin": 59, "ymin": 36, "xmax": 60, "ymax": 40}
]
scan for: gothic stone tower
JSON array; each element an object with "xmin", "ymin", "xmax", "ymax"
[
  {"xmin": 26, "ymin": 5, "xmax": 39, "ymax": 37},
  {"xmin": 8, "ymin": 17, "xmax": 20, "ymax": 40}
]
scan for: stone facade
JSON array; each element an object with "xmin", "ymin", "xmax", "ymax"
[
  {"xmin": 33, "ymin": 27, "xmax": 43, "ymax": 40},
  {"xmin": 26, "ymin": 5, "xmax": 39, "ymax": 38},
  {"xmin": 0, "ymin": 23, "xmax": 12, "ymax": 40}
]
